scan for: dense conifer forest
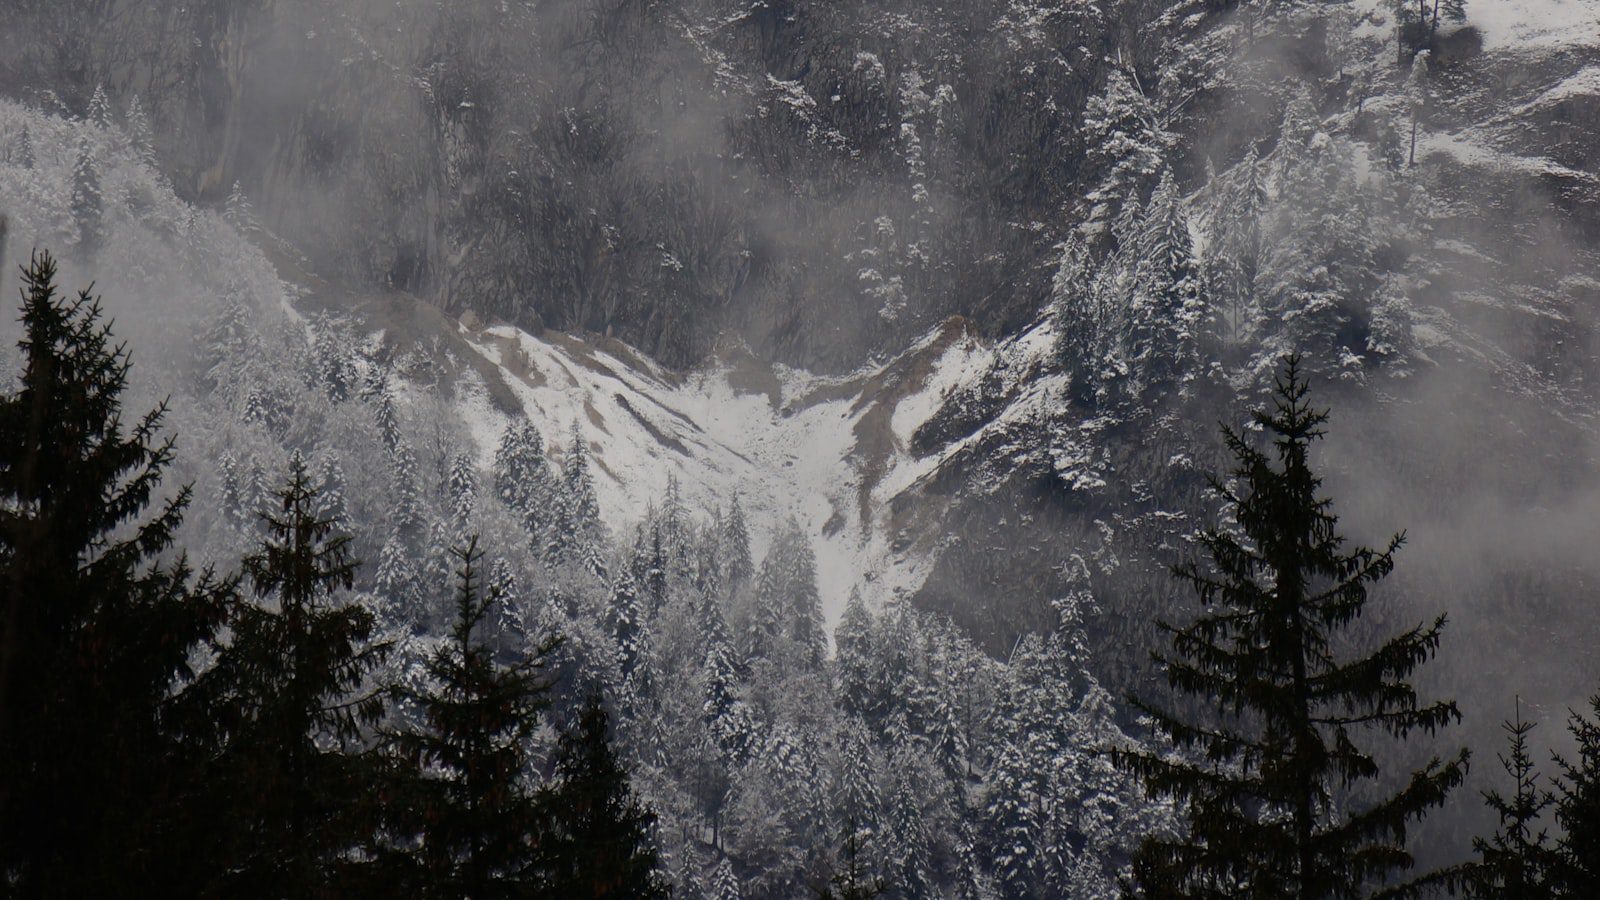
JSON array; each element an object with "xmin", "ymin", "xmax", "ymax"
[{"xmin": 3, "ymin": 0, "xmax": 1600, "ymax": 896}]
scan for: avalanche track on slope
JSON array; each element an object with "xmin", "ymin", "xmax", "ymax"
[{"xmin": 442, "ymin": 314, "xmax": 1016, "ymax": 627}]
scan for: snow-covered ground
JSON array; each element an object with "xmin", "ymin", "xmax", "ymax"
[
  {"xmin": 1471, "ymin": 0, "xmax": 1600, "ymax": 52},
  {"xmin": 448, "ymin": 316, "xmax": 1015, "ymax": 626}
]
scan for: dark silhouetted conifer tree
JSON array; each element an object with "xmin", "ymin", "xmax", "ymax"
[
  {"xmin": 386, "ymin": 536, "xmax": 560, "ymax": 897},
  {"xmin": 542, "ymin": 690, "xmax": 670, "ymax": 898},
  {"xmin": 0, "ymin": 251, "xmax": 230, "ymax": 895},
  {"xmin": 1117, "ymin": 355, "xmax": 1466, "ymax": 898},
  {"xmin": 1470, "ymin": 699, "xmax": 1555, "ymax": 899},
  {"xmin": 1552, "ymin": 694, "xmax": 1600, "ymax": 895},
  {"xmin": 199, "ymin": 455, "xmax": 388, "ymax": 898}
]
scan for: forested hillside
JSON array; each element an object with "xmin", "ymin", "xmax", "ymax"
[{"xmin": 4, "ymin": 0, "xmax": 1600, "ymax": 896}]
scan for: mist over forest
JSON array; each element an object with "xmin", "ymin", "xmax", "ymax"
[{"xmin": 2, "ymin": 0, "xmax": 1600, "ymax": 896}]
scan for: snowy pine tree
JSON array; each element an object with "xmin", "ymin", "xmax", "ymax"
[
  {"xmin": 710, "ymin": 856, "xmax": 743, "ymax": 900},
  {"xmin": 1082, "ymin": 68, "xmax": 1172, "ymax": 237},
  {"xmin": 314, "ymin": 454, "xmax": 351, "ymax": 535},
  {"xmin": 373, "ymin": 371, "xmax": 403, "ymax": 452},
  {"xmin": 448, "ymin": 451, "xmax": 476, "ymax": 530},
  {"xmin": 1212, "ymin": 146, "xmax": 1267, "ymax": 346},
  {"xmin": 835, "ymin": 588, "xmax": 879, "ymax": 722},
  {"xmin": 1405, "ymin": 50, "xmax": 1432, "ymax": 168},
  {"xmin": 391, "ymin": 445, "xmax": 426, "ymax": 546},
  {"xmin": 310, "ymin": 316, "xmax": 355, "ymax": 402},
  {"xmin": 834, "ymin": 719, "xmax": 883, "ymax": 880},
  {"xmin": 124, "ymin": 95, "xmax": 155, "ymax": 166},
  {"xmin": 218, "ymin": 451, "xmax": 250, "ymax": 529},
  {"xmin": 198, "ymin": 277, "xmax": 256, "ymax": 395},
  {"xmin": 1128, "ymin": 167, "xmax": 1209, "ymax": 398},
  {"xmin": 69, "ymin": 139, "xmax": 104, "ymax": 258},
  {"xmin": 11, "ymin": 125, "xmax": 33, "ymax": 168},
  {"xmin": 749, "ymin": 522, "xmax": 825, "ymax": 667},
  {"xmin": 560, "ymin": 424, "xmax": 606, "ymax": 563},
  {"xmin": 87, "ymin": 84, "xmax": 113, "ymax": 128},
  {"xmin": 225, "ymin": 180, "xmax": 259, "ymax": 235},
  {"xmin": 721, "ymin": 493, "xmax": 754, "ymax": 597},
  {"xmin": 883, "ymin": 759, "xmax": 933, "ymax": 898},
  {"xmin": 375, "ymin": 530, "xmax": 422, "ymax": 622},
  {"xmin": 609, "ymin": 568, "xmax": 647, "ymax": 689}
]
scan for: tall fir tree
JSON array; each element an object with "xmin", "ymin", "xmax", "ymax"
[
  {"xmin": 226, "ymin": 179, "xmax": 259, "ymax": 235},
  {"xmin": 1551, "ymin": 694, "xmax": 1600, "ymax": 895},
  {"xmin": 0, "ymin": 252, "xmax": 230, "ymax": 894},
  {"xmin": 834, "ymin": 718, "xmax": 883, "ymax": 878},
  {"xmin": 559, "ymin": 423, "xmax": 606, "ymax": 576},
  {"xmin": 884, "ymin": 762, "xmax": 933, "ymax": 898},
  {"xmin": 1116, "ymin": 356, "xmax": 1466, "ymax": 898},
  {"xmin": 311, "ymin": 315, "xmax": 356, "ymax": 402},
  {"xmin": 69, "ymin": 139, "xmax": 104, "ymax": 258},
  {"xmin": 447, "ymin": 451, "xmax": 477, "ymax": 532},
  {"xmin": 835, "ymin": 588, "xmax": 879, "ymax": 722},
  {"xmin": 392, "ymin": 444, "xmax": 426, "ymax": 546},
  {"xmin": 316, "ymin": 453, "xmax": 352, "ymax": 535},
  {"xmin": 1051, "ymin": 235, "xmax": 1104, "ymax": 406},
  {"xmin": 1128, "ymin": 166, "xmax": 1207, "ymax": 398},
  {"xmin": 125, "ymin": 94, "xmax": 156, "ymax": 166},
  {"xmin": 722, "ymin": 492, "xmax": 755, "ymax": 597},
  {"xmin": 1215, "ymin": 146, "xmax": 1268, "ymax": 347},
  {"xmin": 12, "ymin": 125, "xmax": 34, "ymax": 168},
  {"xmin": 493, "ymin": 419, "xmax": 550, "ymax": 536},
  {"xmin": 374, "ymin": 370, "xmax": 402, "ymax": 452},
  {"xmin": 542, "ymin": 690, "xmax": 671, "ymax": 898},
  {"xmin": 386, "ymin": 536, "xmax": 559, "ymax": 897},
  {"xmin": 1404, "ymin": 51, "xmax": 1432, "ymax": 168},
  {"xmin": 375, "ymin": 529, "xmax": 424, "ymax": 623},
  {"xmin": 699, "ymin": 590, "xmax": 742, "ymax": 732},
  {"xmin": 1470, "ymin": 699, "xmax": 1556, "ymax": 899},
  {"xmin": 750, "ymin": 521, "xmax": 825, "ymax": 666},
  {"xmin": 1082, "ymin": 68, "xmax": 1170, "ymax": 233},
  {"xmin": 197, "ymin": 277, "xmax": 256, "ymax": 392},
  {"xmin": 609, "ymin": 568, "xmax": 647, "ymax": 690},
  {"xmin": 87, "ymin": 83, "xmax": 113, "ymax": 128},
  {"xmin": 198, "ymin": 455, "xmax": 389, "ymax": 898}
]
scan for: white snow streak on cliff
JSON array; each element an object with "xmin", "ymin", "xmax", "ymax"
[{"xmin": 450, "ymin": 322, "xmax": 1027, "ymax": 627}]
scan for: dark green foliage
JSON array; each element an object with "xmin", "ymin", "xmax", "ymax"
[
  {"xmin": 1117, "ymin": 356, "xmax": 1466, "ymax": 898},
  {"xmin": 1552, "ymin": 694, "xmax": 1600, "ymax": 895},
  {"xmin": 386, "ymin": 536, "xmax": 561, "ymax": 898},
  {"xmin": 542, "ymin": 691, "xmax": 670, "ymax": 899},
  {"xmin": 196, "ymin": 455, "xmax": 389, "ymax": 898},
  {"xmin": 0, "ymin": 252, "xmax": 231, "ymax": 895},
  {"xmin": 1470, "ymin": 700, "xmax": 1555, "ymax": 899},
  {"xmin": 815, "ymin": 827, "xmax": 887, "ymax": 900}
]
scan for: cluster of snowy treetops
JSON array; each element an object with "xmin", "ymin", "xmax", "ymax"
[
  {"xmin": 1054, "ymin": 10, "xmax": 1437, "ymax": 411},
  {"xmin": 0, "ymin": 95, "xmax": 1174, "ymax": 896},
  {"xmin": 7, "ymin": 249, "xmax": 1600, "ymax": 898}
]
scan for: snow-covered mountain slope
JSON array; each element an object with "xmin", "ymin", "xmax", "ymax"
[{"xmin": 439, "ymin": 312, "xmax": 1013, "ymax": 626}]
